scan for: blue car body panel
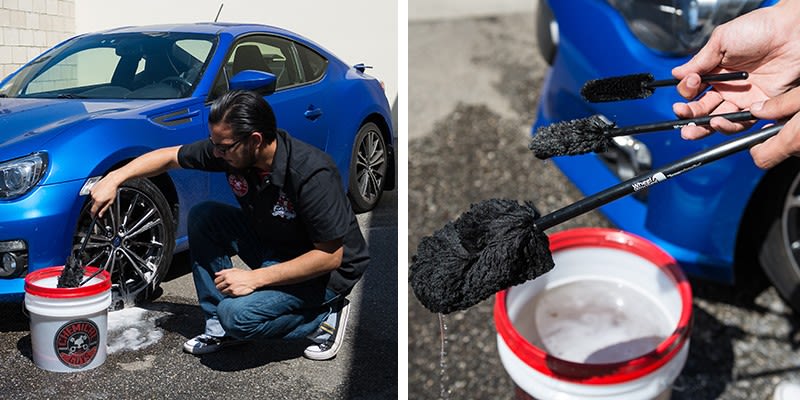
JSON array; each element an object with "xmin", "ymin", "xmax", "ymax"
[
  {"xmin": 0, "ymin": 23, "xmax": 393, "ymax": 300},
  {"xmin": 535, "ymin": 0, "xmax": 776, "ymax": 282}
]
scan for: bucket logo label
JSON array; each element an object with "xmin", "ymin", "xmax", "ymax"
[{"xmin": 54, "ymin": 319, "xmax": 99, "ymax": 369}]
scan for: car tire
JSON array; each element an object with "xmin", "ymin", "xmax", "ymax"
[
  {"xmin": 348, "ymin": 122, "xmax": 387, "ymax": 213},
  {"xmin": 73, "ymin": 178, "xmax": 175, "ymax": 309},
  {"xmin": 751, "ymin": 160, "xmax": 800, "ymax": 311}
]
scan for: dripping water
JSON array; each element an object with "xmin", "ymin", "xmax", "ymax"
[{"xmin": 438, "ymin": 312, "xmax": 451, "ymax": 400}]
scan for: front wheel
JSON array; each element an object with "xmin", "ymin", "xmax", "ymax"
[
  {"xmin": 754, "ymin": 160, "xmax": 800, "ymax": 311},
  {"xmin": 72, "ymin": 178, "xmax": 175, "ymax": 309},
  {"xmin": 348, "ymin": 122, "xmax": 387, "ymax": 213}
]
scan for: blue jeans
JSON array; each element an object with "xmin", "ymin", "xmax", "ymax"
[{"xmin": 188, "ymin": 201, "xmax": 336, "ymax": 340}]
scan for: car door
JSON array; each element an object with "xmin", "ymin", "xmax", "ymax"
[{"xmin": 212, "ymin": 35, "xmax": 331, "ymax": 152}]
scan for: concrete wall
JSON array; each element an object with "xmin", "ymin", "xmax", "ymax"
[{"xmin": 0, "ymin": 0, "xmax": 74, "ymax": 78}]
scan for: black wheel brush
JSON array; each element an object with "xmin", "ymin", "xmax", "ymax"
[
  {"xmin": 530, "ymin": 111, "xmax": 755, "ymax": 159},
  {"xmin": 57, "ymin": 211, "xmax": 99, "ymax": 288},
  {"xmin": 581, "ymin": 71, "xmax": 748, "ymax": 102},
  {"xmin": 410, "ymin": 123, "xmax": 783, "ymax": 314}
]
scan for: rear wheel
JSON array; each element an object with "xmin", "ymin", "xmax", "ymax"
[
  {"xmin": 348, "ymin": 122, "xmax": 387, "ymax": 213},
  {"xmin": 751, "ymin": 160, "xmax": 800, "ymax": 311},
  {"xmin": 72, "ymin": 178, "xmax": 175, "ymax": 309}
]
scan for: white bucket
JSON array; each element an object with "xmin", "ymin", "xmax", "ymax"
[
  {"xmin": 24, "ymin": 266, "xmax": 111, "ymax": 372},
  {"xmin": 494, "ymin": 228, "xmax": 692, "ymax": 400}
]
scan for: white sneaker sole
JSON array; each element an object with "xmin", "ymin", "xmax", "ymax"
[{"xmin": 304, "ymin": 300, "xmax": 351, "ymax": 360}]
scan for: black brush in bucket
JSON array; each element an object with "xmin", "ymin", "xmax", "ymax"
[
  {"xmin": 581, "ymin": 71, "xmax": 748, "ymax": 102},
  {"xmin": 410, "ymin": 124, "xmax": 782, "ymax": 314},
  {"xmin": 57, "ymin": 212, "xmax": 99, "ymax": 288},
  {"xmin": 529, "ymin": 111, "xmax": 756, "ymax": 159}
]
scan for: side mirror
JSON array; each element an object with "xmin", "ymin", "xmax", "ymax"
[{"xmin": 229, "ymin": 70, "xmax": 277, "ymax": 93}]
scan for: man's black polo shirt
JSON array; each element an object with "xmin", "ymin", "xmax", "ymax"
[{"xmin": 177, "ymin": 129, "xmax": 369, "ymax": 295}]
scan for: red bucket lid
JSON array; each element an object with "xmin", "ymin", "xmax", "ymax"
[
  {"xmin": 494, "ymin": 228, "xmax": 693, "ymax": 384},
  {"xmin": 25, "ymin": 266, "xmax": 111, "ymax": 298}
]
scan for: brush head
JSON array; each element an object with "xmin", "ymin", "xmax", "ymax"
[
  {"xmin": 57, "ymin": 254, "xmax": 83, "ymax": 288},
  {"xmin": 581, "ymin": 73, "xmax": 655, "ymax": 102},
  {"xmin": 529, "ymin": 115, "xmax": 616, "ymax": 159},
  {"xmin": 409, "ymin": 199, "xmax": 555, "ymax": 314}
]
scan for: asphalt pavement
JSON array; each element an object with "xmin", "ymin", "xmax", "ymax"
[
  {"xmin": 409, "ymin": 11, "xmax": 800, "ymax": 400},
  {"xmin": 0, "ymin": 189, "xmax": 397, "ymax": 400}
]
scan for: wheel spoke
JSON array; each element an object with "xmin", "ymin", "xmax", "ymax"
[
  {"xmin": 128, "ymin": 239, "xmax": 164, "ymax": 249},
  {"xmin": 121, "ymin": 248, "xmax": 155, "ymax": 282},
  {"xmin": 788, "ymin": 194, "xmax": 800, "ymax": 210},
  {"xmin": 126, "ymin": 208, "xmax": 157, "ymax": 237},
  {"xmin": 127, "ymin": 216, "xmax": 162, "ymax": 239},
  {"xmin": 122, "ymin": 193, "xmax": 141, "ymax": 229}
]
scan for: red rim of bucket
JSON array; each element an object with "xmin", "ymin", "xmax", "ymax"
[
  {"xmin": 24, "ymin": 266, "xmax": 111, "ymax": 298},
  {"xmin": 494, "ymin": 227, "xmax": 693, "ymax": 385}
]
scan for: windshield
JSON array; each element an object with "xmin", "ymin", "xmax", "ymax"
[{"xmin": 0, "ymin": 32, "xmax": 217, "ymax": 100}]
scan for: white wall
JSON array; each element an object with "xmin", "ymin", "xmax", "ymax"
[{"xmin": 74, "ymin": 0, "xmax": 398, "ymax": 105}]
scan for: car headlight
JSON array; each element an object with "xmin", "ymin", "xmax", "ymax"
[
  {"xmin": 607, "ymin": 0, "xmax": 764, "ymax": 56},
  {"xmin": 0, "ymin": 152, "xmax": 47, "ymax": 199}
]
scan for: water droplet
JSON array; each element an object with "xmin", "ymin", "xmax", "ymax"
[{"xmin": 438, "ymin": 312, "xmax": 451, "ymax": 400}]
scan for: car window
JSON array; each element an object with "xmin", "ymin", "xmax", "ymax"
[
  {"xmin": 295, "ymin": 43, "xmax": 328, "ymax": 83},
  {"xmin": 0, "ymin": 32, "xmax": 216, "ymax": 99},
  {"xmin": 25, "ymin": 48, "xmax": 119, "ymax": 95},
  {"xmin": 211, "ymin": 35, "xmax": 314, "ymax": 101}
]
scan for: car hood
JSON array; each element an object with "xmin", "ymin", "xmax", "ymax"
[{"xmin": 0, "ymin": 98, "xmax": 155, "ymax": 155}]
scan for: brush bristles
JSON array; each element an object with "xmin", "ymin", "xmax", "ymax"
[
  {"xmin": 57, "ymin": 255, "xmax": 84, "ymax": 288},
  {"xmin": 529, "ymin": 115, "xmax": 616, "ymax": 159},
  {"xmin": 410, "ymin": 199, "xmax": 554, "ymax": 314},
  {"xmin": 581, "ymin": 73, "xmax": 654, "ymax": 102}
]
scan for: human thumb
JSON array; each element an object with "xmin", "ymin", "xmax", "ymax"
[{"xmin": 750, "ymin": 86, "xmax": 800, "ymax": 121}]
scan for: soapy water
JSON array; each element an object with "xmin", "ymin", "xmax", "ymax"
[
  {"xmin": 106, "ymin": 307, "xmax": 167, "ymax": 354},
  {"xmin": 516, "ymin": 279, "xmax": 672, "ymax": 364}
]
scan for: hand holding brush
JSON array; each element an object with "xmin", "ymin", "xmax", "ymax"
[
  {"xmin": 410, "ymin": 124, "xmax": 783, "ymax": 314},
  {"xmin": 529, "ymin": 111, "xmax": 756, "ymax": 159}
]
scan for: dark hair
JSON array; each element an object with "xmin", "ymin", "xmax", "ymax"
[{"xmin": 209, "ymin": 90, "xmax": 277, "ymax": 143}]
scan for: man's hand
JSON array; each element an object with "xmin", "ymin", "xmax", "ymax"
[
  {"xmin": 672, "ymin": 2, "xmax": 800, "ymax": 140},
  {"xmin": 215, "ymin": 268, "xmax": 259, "ymax": 297},
  {"xmin": 89, "ymin": 172, "xmax": 123, "ymax": 217},
  {"xmin": 749, "ymin": 87, "xmax": 800, "ymax": 169}
]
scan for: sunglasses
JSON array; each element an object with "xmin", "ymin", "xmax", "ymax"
[{"xmin": 209, "ymin": 134, "xmax": 249, "ymax": 154}]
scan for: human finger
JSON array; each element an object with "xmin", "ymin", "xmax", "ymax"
[
  {"xmin": 708, "ymin": 101, "xmax": 755, "ymax": 134},
  {"xmin": 675, "ymin": 73, "xmax": 709, "ymax": 100},
  {"xmin": 750, "ymin": 116, "xmax": 800, "ymax": 169},
  {"xmin": 750, "ymin": 86, "xmax": 800, "ymax": 122}
]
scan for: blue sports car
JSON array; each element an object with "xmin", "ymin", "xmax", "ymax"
[
  {"xmin": 0, "ymin": 23, "xmax": 395, "ymax": 306},
  {"xmin": 531, "ymin": 1, "xmax": 800, "ymax": 307}
]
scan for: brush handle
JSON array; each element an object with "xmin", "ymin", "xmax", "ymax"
[
  {"xmin": 535, "ymin": 124, "xmax": 782, "ymax": 231},
  {"xmin": 607, "ymin": 111, "xmax": 754, "ymax": 137},
  {"xmin": 77, "ymin": 212, "xmax": 100, "ymax": 286},
  {"xmin": 647, "ymin": 71, "xmax": 749, "ymax": 88}
]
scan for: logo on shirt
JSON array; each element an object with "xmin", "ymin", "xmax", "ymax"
[
  {"xmin": 273, "ymin": 190, "xmax": 296, "ymax": 220},
  {"xmin": 228, "ymin": 174, "xmax": 249, "ymax": 197}
]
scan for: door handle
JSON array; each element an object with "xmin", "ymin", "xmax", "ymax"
[{"xmin": 304, "ymin": 106, "xmax": 323, "ymax": 120}]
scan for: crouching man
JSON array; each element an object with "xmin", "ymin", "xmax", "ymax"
[{"xmin": 90, "ymin": 90, "xmax": 368, "ymax": 360}]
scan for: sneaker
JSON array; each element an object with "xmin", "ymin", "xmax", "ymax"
[
  {"xmin": 304, "ymin": 299, "xmax": 350, "ymax": 360},
  {"xmin": 774, "ymin": 381, "xmax": 800, "ymax": 400},
  {"xmin": 183, "ymin": 334, "xmax": 244, "ymax": 355}
]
